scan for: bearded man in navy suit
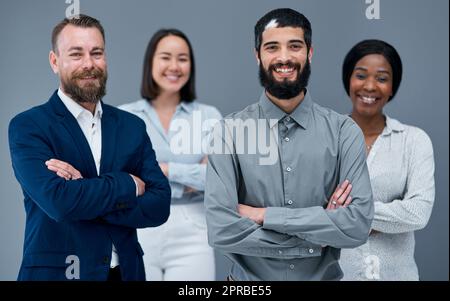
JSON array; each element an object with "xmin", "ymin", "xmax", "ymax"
[{"xmin": 8, "ymin": 14, "xmax": 171, "ymax": 281}]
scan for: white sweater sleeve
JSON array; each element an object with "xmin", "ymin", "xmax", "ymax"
[{"xmin": 372, "ymin": 128, "xmax": 435, "ymax": 233}]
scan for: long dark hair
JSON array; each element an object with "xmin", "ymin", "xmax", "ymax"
[{"xmin": 141, "ymin": 28, "xmax": 196, "ymax": 102}]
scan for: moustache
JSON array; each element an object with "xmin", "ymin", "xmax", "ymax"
[{"xmin": 72, "ymin": 68, "xmax": 105, "ymax": 80}]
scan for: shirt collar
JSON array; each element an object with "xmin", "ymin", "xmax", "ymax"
[
  {"xmin": 259, "ymin": 89, "xmax": 312, "ymax": 129},
  {"xmin": 178, "ymin": 101, "xmax": 193, "ymax": 113},
  {"xmin": 381, "ymin": 115, "xmax": 405, "ymax": 136},
  {"xmin": 57, "ymin": 88, "xmax": 103, "ymax": 120},
  {"xmin": 132, "ymin": 99, "xmax": 193, "ymax": 114}
]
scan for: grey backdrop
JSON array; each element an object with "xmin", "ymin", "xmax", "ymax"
[{"xmin": 0, "ymin": 0, "xmax": 448, "ymax": 281}]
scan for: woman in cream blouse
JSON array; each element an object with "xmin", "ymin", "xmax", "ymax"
[{"xmin": 339, "ymin": 39, "xmax": 435, "ymax": 281}]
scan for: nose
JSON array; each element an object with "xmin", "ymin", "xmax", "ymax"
[
  {"xmin": 277, "ymin": 47, "xmax": 291, "ymax": 63},
  {"xmin": 168, "ymin": 58, "xmax": 180, "ymax": 71},
  {"xmin": 82, "ymin": 55, "xmax": 95, "ymax": 70},
  {"xmin": 363, "ymin": 77, "xmax": 376, "ymax": 92}
]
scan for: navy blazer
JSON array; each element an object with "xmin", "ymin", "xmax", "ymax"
[{"xmin": 8, "ymin": 91, "xmax": 171, "ymax": 281}]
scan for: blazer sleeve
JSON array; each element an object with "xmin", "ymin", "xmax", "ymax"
[
  {"xmin": 100, "ymin": 122, "xmax": 171, "ymax": 228},
  {"xmin": 8, "ymin": 113, "xmax": 138, "ymax": 223}
]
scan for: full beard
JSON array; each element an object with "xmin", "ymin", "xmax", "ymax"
[
  {"xmin": 61, "ymin": 68, "xmax": 108, "ymax": 104},
  {"xmin": 258, "ymin": 60, "xmax": 311, "ymax": 100}
]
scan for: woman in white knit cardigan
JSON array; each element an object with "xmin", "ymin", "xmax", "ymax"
[{"xmin": 338, "ymin": 39, "xmax": 435, "ymax": 281}]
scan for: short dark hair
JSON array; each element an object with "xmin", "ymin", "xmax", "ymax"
[
  {"xmin": 342, "ymin": 39, "xmax": 403, "ymax": 102},
  {"xmin": 141, "ymin": 28, "xmax": 196, "ymax": 102},
  {"xmin": 254, "ymin": 8, "xmax": 312, "ymax": 54},
  {"xmin": 51, "ymin": 14, "xmax": 105, "ymax": 53}
]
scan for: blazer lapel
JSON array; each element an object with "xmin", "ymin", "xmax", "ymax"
[
  {"xmin": 99, "ymin": 103, "xmax": 117, "ymax": 174},
  {"xmin": 50, "ymin": 91, "xmax": 98, "ymax": 177}
]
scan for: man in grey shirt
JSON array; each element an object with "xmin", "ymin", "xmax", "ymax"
[{"xmin": 204, "ymin": 8, "xmax": 374, "ymax": 281}]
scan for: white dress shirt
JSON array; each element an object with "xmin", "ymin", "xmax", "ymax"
[{"xmin": 57, "ymin": 88, "xmax": 120, "ymax": 268}]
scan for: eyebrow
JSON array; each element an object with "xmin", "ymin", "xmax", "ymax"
[
  {"xmin": 288, "ymin": 39, "xmax": 305, "ymax": 44},
  {"xmin": 67, "ymin": 46, "xmax": 83, "ymax": 52},
  {"xmin": 91, "ymin": 47, "xmax": 104, "ymax": 52},
  {"xmin": 262, "ymin": 41, "xmax": 279, "ymax": 47},
  {"xmin": 354, "ymin": 66, "xmax": 391, "ymax": 74},
  {"xmin": 67, "ymin": 46, "xmax": 104, "ymax": 52},
  {"xmin": 157, "ymin": 52, "xmax": 189, "ymax": 56},
  {"xmin": 262, "ymin": 39, "xmax": 305, "ymax": 47}
]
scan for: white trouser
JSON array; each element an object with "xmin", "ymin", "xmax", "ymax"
[{"xmin": 137, "ymin": 202, "xmax": 215, "ymax": 281}]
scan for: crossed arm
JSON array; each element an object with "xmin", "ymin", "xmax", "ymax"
[
  {"xmin": 158, "ymin": 156, "xmax": 208, "ymax": 194},
  {"xmin": 204, "ymin": 119, "xmax": 374, "ymax": 258},
  {"xmin": 9, "ymin": 114, "xmax": 171, "ymax": 227},
  {"xmin": 238, "ymin": 180, "xmax": 354, "ymax": 225}
]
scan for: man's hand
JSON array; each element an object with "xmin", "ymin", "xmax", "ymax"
[
  {"xmin": 130, "ymin": 174, "xmax": 146, "ymax": 196},
  {"xmin": 45, "ymin": 159, "xmax": 83, "ymax": 180},
  {"xmin": 159, "ymin": 162, "xmax": 168, "ymax": 177},
  {"xmin": 326, "ymin": 179, "xmax": 353, "ymax": 210},
  {"xmin": 238, "ymin": 204, "xmax": 266, "ymax": 225}
]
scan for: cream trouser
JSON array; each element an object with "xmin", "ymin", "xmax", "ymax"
[{"xmin": 137, "ymin": 202, "xmax": 215, "ymax": 281}]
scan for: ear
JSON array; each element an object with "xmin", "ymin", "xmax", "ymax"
[
  {"xmin": 254, "ymin": 48, "xmax": 260, "ymax": 66},
  {"xmin": 49, "ymin": 50, "xmax": 59, "ymax": 74},
  {"xmin": 308, "ymin": 46, "xmax": 314, "ymax": 63}
]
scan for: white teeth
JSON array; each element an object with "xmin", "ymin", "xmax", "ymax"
[
  {"xmin": 166, "ymin": 75, "xmax": 179, "ymax": 81},
  {"xmin": 275, "ymin": 68, "xmax": 293, "ymax": 73},
  {"xmin": 360, "ymin": 96, "xmax": 376, "ymax": 104}
]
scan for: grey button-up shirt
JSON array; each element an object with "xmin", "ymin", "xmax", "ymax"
[{"xmin": 205, "ymin": 91, "xmax": 374, "ymax": 281}]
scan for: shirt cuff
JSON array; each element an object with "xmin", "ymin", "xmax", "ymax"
[
  {"xmin": 170, "ymin": 182, "xmax": 184, "ymax": 199},
  {"xmin": 262, "ymin": 207, "xmax": 287, "ymax": 233},
  {"xmin": 168, "ymin": 162, "xmax": 183, "ymax": 183},
  {"xmin": 130, "ymin": 175, "xmax": 139, "ymax": 197}
]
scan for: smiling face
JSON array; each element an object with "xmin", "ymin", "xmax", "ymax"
[
  {"xmin": 151, "ymin": 35, "xmax": 191, "ymax": 95},
  {"xmin": 257, "ymin": 26, "xmax": 312, "ymax": 99},
  {"xmin": 49, "ymin": 24, "xmax": 107, "ymax": 104},
  {"xmin": 350, "ymin": 54, "xmax": 393, "ymax": 117}
]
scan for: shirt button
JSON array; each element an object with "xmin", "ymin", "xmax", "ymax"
[
  {"xmin": 285, "ymin": 117, "xmax": 291, "ymax": 122},
  {"xmin": 287, "ymin": 200, "xmax": 293, "ymax": 205},
  {"xmin": 278, "ymin": 250, "xmax": 283, "ymax": 255},
  {"xmin": 284, "ymin": 137, "xmax": 290, "ymax": 142},
  {"xmin": 286, "ymin": 167, "xmax": 292, "ymax": 172},
  {"xmin": 309, "ymin": 248, "xmax": 314, "ymax": 254},
  {"xmin": 103, "ymin": 256, "xmax": 109, "ymax": 264}
]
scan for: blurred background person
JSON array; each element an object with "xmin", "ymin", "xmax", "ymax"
[
  {"xmin": 119, "ymin": 28, "xmax": 222, "ymax": 280},
  {"xmin": 339, "ymin": 39, "xmax": 435, "ymax": 281}
]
